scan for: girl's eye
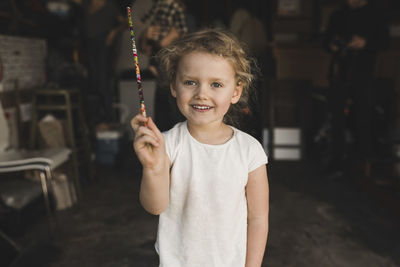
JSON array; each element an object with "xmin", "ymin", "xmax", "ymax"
[
  {"xmin": 211, "ymin": 82, "xmax": 223, "ymax": 88},
  {"xmin": 184, "ymin": 80, "xmax": 196, "ymax": 86}
]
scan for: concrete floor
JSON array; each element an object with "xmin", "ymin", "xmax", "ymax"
[{"xmin": 12, "ymin": 153, "xmax": 400, "ymax": 267}]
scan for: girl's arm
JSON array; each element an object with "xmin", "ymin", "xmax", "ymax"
[
  {"xmin": 245, "ymin": 165, "xmax": 269, "ymax": 267},
  {"xmin": 131, "ymin": 114, "xmax": 170, "ymax": 215}
]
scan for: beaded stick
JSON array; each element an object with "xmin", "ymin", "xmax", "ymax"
[{"xmin": 127, "ymin": 7, "xmax": 147, "ymax": 118}]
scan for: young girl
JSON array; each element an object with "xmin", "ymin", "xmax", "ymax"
[{"xmin": 131, "ymin": 29, "xmax": 269, "ymax": 267}]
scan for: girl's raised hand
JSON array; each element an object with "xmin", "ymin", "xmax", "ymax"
[{"xmin": 131, "ymin": 114, "xmax": 167, "ymax": 170}]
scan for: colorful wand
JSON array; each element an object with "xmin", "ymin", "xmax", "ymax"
[{"xmin": 127, "ymin": 7, "xmax": 147, "ymax": 118}]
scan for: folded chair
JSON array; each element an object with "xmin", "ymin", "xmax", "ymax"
[{"xmin": 0, "ymin": 148, "xmax": 71, "ymax": 228}]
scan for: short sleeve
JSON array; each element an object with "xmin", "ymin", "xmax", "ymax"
[{"xmin": 248, "ymin": 138, "xmax": 268, "ymax": 173}]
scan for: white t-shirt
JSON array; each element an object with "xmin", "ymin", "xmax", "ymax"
[{"xmin": 156, "ymin": 121, "xmax": 268, "ymax": 267}]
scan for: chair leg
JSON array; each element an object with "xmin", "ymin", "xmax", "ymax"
[
  {"xmin": 0, "ymin": 229, "xmax": 21, "ymax": 252},
  {"xmin": 65, "ymin": 93, "xmax": 82, "ymax": 199},
  {"xmin": 78, "ymin": 98, "xmax": 94, "ymax": 182},
  {"xmin": 39, "ymin": 170, "xmax": 54, "ymax": 230}
]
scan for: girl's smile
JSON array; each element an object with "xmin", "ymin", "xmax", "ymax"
[{"xmin": 191, "ymin": 104, "xmax": 213, "ymax": 112}]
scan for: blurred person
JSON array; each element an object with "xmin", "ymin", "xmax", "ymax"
[
  {"xmin": 323, "ymin": 0, "xmax": 389, "ymax": 176},
  {"xmin": 72, "ymin": 0, "xmax": 125, "ymax": 132},
  {"xmin": 138, "ymin": 0, "xmax": 187, "ymax": 77},
  {"xmin": 229, "ymin": 5, "xmax": 274, "ymax": 141},
  {"xmin": 138, "ymin": 0, "xmax": 188, "ymax": 131}
]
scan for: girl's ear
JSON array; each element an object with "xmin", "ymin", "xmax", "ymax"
[
  {"xmin": 170, "ymin": 83, "xmax": 177, "ymax": 98},
  {"xmin": 231, "ymin": 82, "xmax": 243, "ymax": 104}
]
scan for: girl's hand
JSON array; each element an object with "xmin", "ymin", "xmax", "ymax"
[
  {"xmin": 131, "ymin": 114, "xmax": 166, "ymax": 170},
  {"xmin": 132, "ymin": 114, "xmax": 170, "ymax": 215}
]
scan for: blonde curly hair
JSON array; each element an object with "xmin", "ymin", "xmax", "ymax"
[{"xmin": 157, "ymin": 28, "xmax": 257, "ymax": 126}]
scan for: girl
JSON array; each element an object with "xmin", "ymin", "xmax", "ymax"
[{"xmin": 131, "ymin": 29, "xmax": 269, "ymax": 267}]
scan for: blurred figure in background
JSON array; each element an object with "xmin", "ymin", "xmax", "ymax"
[
  {"xmin": 138, "ymin": 0, "xmax": 188, "ymax": 131},
  {"xmin": 323, "ymin": 0, "xmax": 389, "ymax": 176},
  {"xmin": 73, "ymin": 0, "xmax": 125, "ymax": 132},
  {"xmin": 138, "ymin": 0, "xmax": 187, "ymax": 77},
  {"xmin": 229, "ymin": 4, "xmax": 274, "ymax": 141}
]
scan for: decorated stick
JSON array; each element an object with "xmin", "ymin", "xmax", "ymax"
[{"xmin": 127, "ymin": 7, "xmax": 147, "ymax": 118}]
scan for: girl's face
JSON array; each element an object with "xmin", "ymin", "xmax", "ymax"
[{"xmin": 171, "ymin": 51, "xmax": 242, "ymax": 128}]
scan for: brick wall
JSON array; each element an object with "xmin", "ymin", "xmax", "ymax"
[{"xmin": 0, "ymin": 35, "xmax": 47, "ymax": 93}]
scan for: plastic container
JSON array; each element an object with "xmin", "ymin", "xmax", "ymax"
[{"xmin": 95, "ymin": 130, "xmax": 123, "ymax": 165}]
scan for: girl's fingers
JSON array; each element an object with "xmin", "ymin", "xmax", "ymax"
[
  {"xmin": 131, "ymin": 114, "xmax": 148, "ymax": 132},
  {"xmin": 135, "ymin": 125, "xmax": 160, "ymax": 143},
  {"xmin": 146, "ymin": 117, "xmax": 163, "ymax": 141},
  {"xmin": 134, "ymin": 134, "xmax": 160, "ymax": 149}
]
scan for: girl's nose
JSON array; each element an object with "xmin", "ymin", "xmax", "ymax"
[{"xmin": 194, "ymin": 84, "xmax": 208, "ymax": 99}]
